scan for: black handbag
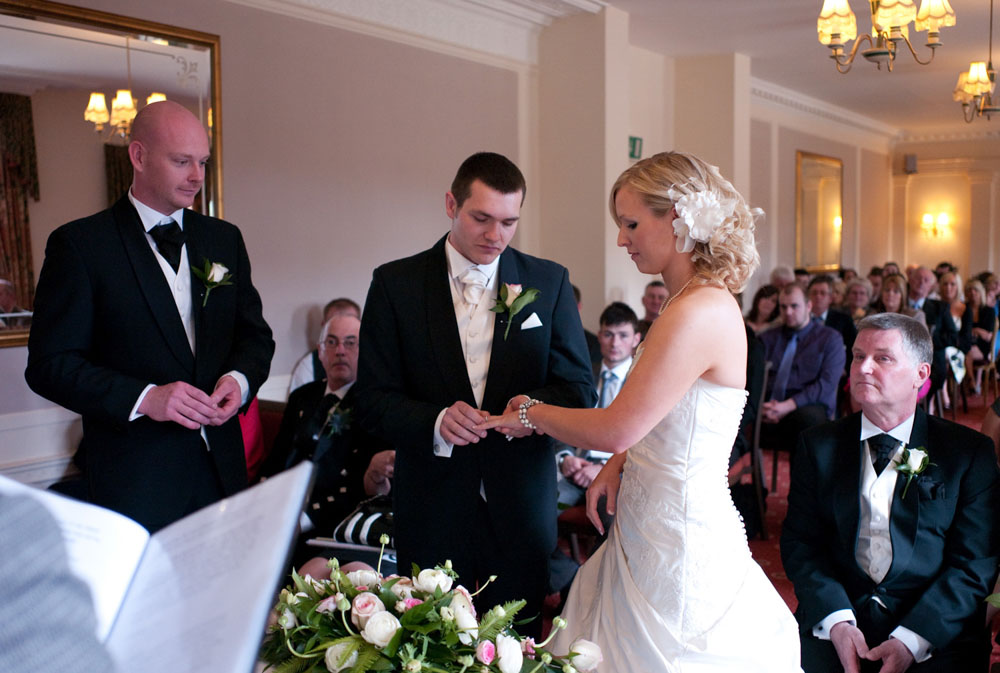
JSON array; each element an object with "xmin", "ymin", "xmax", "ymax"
[{"xmin": 332, "ymin": 494, "xmax": 394, "ymax": 548}]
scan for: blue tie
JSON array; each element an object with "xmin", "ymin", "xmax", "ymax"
[
  {"xmin": 771, "ymin": 332, "xmax": 798, "ymax": 401},
  {"xmin": 597, "ymin": 370, "xmax": 617, "ymax": 408}
]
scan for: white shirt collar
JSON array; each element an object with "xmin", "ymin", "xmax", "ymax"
[
  {"xmin": 601, "ymin": 356, "xmax": 633, "ymax": 380},
  {"xmin": 129, "ymin": 188, "xmax": 186, "ymax": 232},
  {"xmin": 860, "ymin": 412, "xmax": 915, "ymax": 446},
  {"xmin": 325, "ymin": 380, "xmax": 354, "ymax": 399},
  {"xmin": 445, "ymin": 237, "xmax": 499, "ymax": 283}
]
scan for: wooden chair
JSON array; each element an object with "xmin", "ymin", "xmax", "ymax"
[
  {"xmin": 969, "ymin": 317, "xmax": 1000, "ymax": 407},
  {"xmin": 557, "ymin": 505, "xmax": 597, "ymax": 564}
]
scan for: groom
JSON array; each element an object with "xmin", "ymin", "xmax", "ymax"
[
  {"xmin": 781, "ymin": 313, "xmax": 1000, "ymax": 672},
  {"xmin": 355, "ymin": 152, "xmax": 595, "ymax": 633}
]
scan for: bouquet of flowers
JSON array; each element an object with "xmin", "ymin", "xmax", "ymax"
[{"xmin": 260, "ymin": 538, "xmax": 602, "ymax": 673}]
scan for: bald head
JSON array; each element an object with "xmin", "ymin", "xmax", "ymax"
[{"xmin": 128, "ymin": 101, "xmax": 210, "ymax": 215}]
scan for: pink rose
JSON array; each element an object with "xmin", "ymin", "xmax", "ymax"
[
  {"xmin": 476, "ymin": 640, "xmax": 496, "ymax": 665},
  {"xmin": 351, "ymin": 591, "xmax": 386, "ymax": 629},
  {"xmin": 504, "ymin": 283, "xmax": 523, "ymax": 307},
  {"xmin": 400, "ymin": 597, "xmax": 424, "ymax": 612},
  {"xmin": 521, "ymin": 637, "xmax": 536, "ymax": 659}
]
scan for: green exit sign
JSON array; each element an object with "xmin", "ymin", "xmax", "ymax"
[{"xmin": 629, "ymin": 136, "xmax": 643, "ymax": 160}]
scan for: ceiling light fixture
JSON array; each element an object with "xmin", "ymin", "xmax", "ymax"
[
  {"xmin": 954, "ymin": 0, "xmax": 999, "ymax": 122},
  {"xmin": 817, "ymin": 0, "xmax": 955, "ymax": 73}
]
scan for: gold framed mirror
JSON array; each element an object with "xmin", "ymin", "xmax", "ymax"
[
  {"xmin": 795, "ymin": 151, "xmax": 842, "ymax": 273},
  {"xmin": 0, "ymin": 0, "xmax": 223, "ymax": 347}
]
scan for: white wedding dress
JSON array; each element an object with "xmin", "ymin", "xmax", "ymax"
[{"xmin": 551, "ymin": 368, "xmax": 802, "ymax": 672}]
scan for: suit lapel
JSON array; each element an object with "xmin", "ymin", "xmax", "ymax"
[
  {"xmin": 184, "ymin": 212, "xmax": 208, "ymax": 372},
  {"xmin": 482, "ymin": 249, "xmax": 519, "ymax": 412},
  {"xmin": 833, "ymin": 414, "xmax": 864, "ymax": 559},
  {"xmin": 114, "ymin": 198, "xmax": 195, "ymax": 373},
  {"xmin": 883, "ymin": 409, "xmax": 926, "ymax": 582},
  {"xmin": 426, "ymin": 238, "xmax": 477, "ymax": 406}
]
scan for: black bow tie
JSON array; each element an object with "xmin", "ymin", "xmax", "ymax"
[
  {"xmin": 869, "ymin": 434, "xmax": 897, "ymax": 475},
  {"xmin": 149, "ymin": 220, "xmax": 186, "ymax": 272}
]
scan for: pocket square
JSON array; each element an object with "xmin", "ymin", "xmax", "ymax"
[
  {"xmin": 916, "ymin": 478, "xmax": 945, "ymax": 500},
  {"xmin": 520, "ymin": 312, "xmax": 543, "ymax": 330}
]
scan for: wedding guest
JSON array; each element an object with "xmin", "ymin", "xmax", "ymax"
[
  {"xmin": 839, "ymin": 268, "xmax": 858, "ymax": 282},
  {"xmin": 745, "ymin": 284, "xmax": 780, "ymax": 334},
  {"xmin": 867, "ymin": 266, "xmax": 883, "ymax": 306},
  {"xmin": 845, "ymin": 278, "xmax": 874, "ymax": 324},
  {"xmin": 874, "ymin": 274, "xmax": 925, "ymax": 325},
  {"xmin": 354, "ymin": 151, "xmax": 595, "ymax": 637},
  {"xmin": 636, "ymin": 280, "xmax": 668, "ymax": 339},
  {"xmin": 937, "ymin": 271, "xmax": 965, "ymax": 333},
  {"xmin": 25, "ymin": 101, "xmax": 274, "ymax": 532},
  {"xmin": 795, "ymin": 267, "xmax": 812, "ymax": 286},
  {"xmin": 882, "ymin": 261, "xmax": 901, "ymax": 277},
  {"xmin": 287, "ymin": 297, "xmax": 361, "ymax": 394},
  {"xmin": 572, "ymin": 284, "xmax": 602, "ymax": 366},
  {"xmin": 962, "ymin": 279, "xmax": 997, "ymax": 395},
  {"xmin": 907, "ymin": 266, "xmax": 959, "ymax": 397},
  {"xmin": 808, "ymin": 274, "xmax": 856, "ymax": 370},
  {"xmin": 831, "ymin": 278, "xmax": 846, "ymax": 310},
  {"xmin": 782, "ymin": 313, "xmax": 1000, "ymax": 673},
  {"xmin": 771, "ymin": 265, "xmax": 796, "ymax": 290},
  {"xmin": 759, "ymin": 283, "xmax": 845, "ymax": 450}
]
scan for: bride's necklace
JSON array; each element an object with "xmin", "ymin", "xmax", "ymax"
[{"xmin": 660, "ymin": 275, "xmax": 698, "ymax": 314}]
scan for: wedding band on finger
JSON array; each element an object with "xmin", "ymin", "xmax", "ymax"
[{"xmin": 506, "ymin": 434, "xmax": 514, "ymax": 442}]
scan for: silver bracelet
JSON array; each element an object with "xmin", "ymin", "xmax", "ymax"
[{"xmin": 518, "ymin": 398, "xmax": 544, "ymax": 430}]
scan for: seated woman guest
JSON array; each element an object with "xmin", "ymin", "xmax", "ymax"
[
  {"xmin": 938, "ymin": 271, "xmax": 966, "ymax": 333},
  {"xmin": 963, "ymin": 279, "xmax": 997, "ymax": 395},
  {"xmin": 744, "ymin": 284, "xmax": 779, "ymax": 334},
  {"xmin": 844, "ymin": 278, "xmax": 873, "ymax": 324},
  {"xmin": 873, "ymin": 273, "xmax": 925, "ymax": 327}
]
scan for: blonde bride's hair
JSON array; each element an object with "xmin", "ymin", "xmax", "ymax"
[{"xmin": 609, "ymin": 151, "xmax": 760, "ymax": 293}]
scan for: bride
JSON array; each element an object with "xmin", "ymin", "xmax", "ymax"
[{"xmin": 477, "ymin": 152, "xmax": 802, "ymax": 672}]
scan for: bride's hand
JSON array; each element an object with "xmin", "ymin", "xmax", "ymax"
[
  {"xmin": 473, "ymin": 396, "xmax": 533, "ymax": 439},
  {"xmin": 586, "ymin": 454, "xmax": 626, "ymax": 534}
]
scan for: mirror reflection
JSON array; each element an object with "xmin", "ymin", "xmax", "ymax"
[
  {"xmin": 0, "ymin": 0, "xmax": 222, "ymax": 347},
  {"xmin": 796, "ymin": 151, "xmax": 843, "ymax": 272}
]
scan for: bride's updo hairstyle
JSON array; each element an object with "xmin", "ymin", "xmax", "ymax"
[{"xmin": 609, "ymin": 151, "xmax": 761, "ymax": 294}]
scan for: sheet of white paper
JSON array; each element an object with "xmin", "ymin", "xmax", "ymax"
[
  {"xmin": 0, "ymin": 476, "xmax": 149, "ymax": 640},
  {"xmin": 105, "ymin": 461, "xmax": 313, "ymax": 673}
]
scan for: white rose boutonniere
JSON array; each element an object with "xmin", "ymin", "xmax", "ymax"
[
  {"xmin": 666, "ymin": 187, "xmax": 735, "ymax": 254},
  {"xmin": 490, "ymin": 282, "xmax": 540, "ymax": 340},
  {"xmin": 191, "ymin": 259, "xmax": 233, "ymax": 307},
  {"xmin": 894, "ymin": 446, "xmax": 932, "ymax": 499}
]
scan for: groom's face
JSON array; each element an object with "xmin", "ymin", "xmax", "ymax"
[{"xmin": 445, "ymin": 180, "xmax": 521, "ymax": 265}]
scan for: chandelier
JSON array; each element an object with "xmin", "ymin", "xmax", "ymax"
[
  {"xmin": 817, "ymin": 0, "xmax": 955, "ymax": 73},
  {"xmin": 82, "ymin": 38, "xmax": 167, "ymax": 138},
  {"xmin": 954, "ymin": 0, "xmax": 1000, "ymax": 122}
]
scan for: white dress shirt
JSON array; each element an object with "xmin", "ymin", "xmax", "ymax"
[
  {"xmin": 431, "ymin": 238, "xmax": 499, "ymax": 458},
  {"xmin": 127, "ymin": 190, "xmax": 249, "ymax": 423},
  {"xmin": 813, "ymin": 412, "xmax": 932, "ymax": 663}
]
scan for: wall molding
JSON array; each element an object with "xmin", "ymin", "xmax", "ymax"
[
  {"xmin": 0, "ymin": 406, "xmax": 81, "ymax": 487},
  {"xmin": 222, "ymin": 0, "xmax": 603, "ymax": 66}
]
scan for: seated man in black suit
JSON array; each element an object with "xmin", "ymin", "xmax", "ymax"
[
  {"xmin": 287, "ymin": 297, "xmax": 361, "ymax": 394},
  {"xmin": 907, "ymin": 266, "xmax": 959, "ymax": 396},
  {"xmin": 760, "ymin": 283, "xmax": 845, "ymax": 449},
  {"xmin": 260, "ymin": 313, "xmax": 393, "ymax": 550},
  {"xmin": 782, "ymin": 313, "xmax": 1000, "ymax": 673},
  {"xmin": 571, "ymin": 284, "xmax": 601, "ymax": 367},
  {"xmin": 809, "ymin": 273, "xmax": 856, "ymax": 370}
]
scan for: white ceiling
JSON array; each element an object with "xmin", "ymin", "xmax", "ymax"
[{"xmin": 607, "ymin": 0, "xmax": 1000, "ymax": 137}]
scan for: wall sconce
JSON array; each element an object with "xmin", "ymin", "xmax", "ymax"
[
  {"xmin": 921, "ymin": 212, "xmax": 950, "ymax": 237},
  {"xmin": 833, "ymin": 215, "xmax": 843, "ymax": 232}
]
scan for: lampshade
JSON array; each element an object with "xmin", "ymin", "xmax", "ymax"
[
  {"xmin": 954, "ymin": 71, "xmax": 974, "ymax": 103},
  {"xmin": 818, "ymin": 0, "xmax": 857, "ymax": 44},
  {"xmin": 110, "ymin": 89, "xmax": 137, "ymax": 129},
  {"xmin": 146, "ymin": 92, "xmax": 167, "ymax": 105},
  {"xmin": 83, "ymin": 92, "xmax": 109, "ymax": 129},
  {"xmin": 965, "ymin": 62, "xmax": 993, "ymax": 97},
  {"xmin": 873, "ymin": 0, "xmax": 917, "ymax": 30},
  {"xmin": 914, "ymin": 0, "xmax": 956, "ymax": 32}
]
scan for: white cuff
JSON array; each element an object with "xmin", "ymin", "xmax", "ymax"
[
  {"xmin": 889, "ymin": 626, "xmax": 933, "ymax": 663},
  {"xmin": 129, "ymin": 384, "xmax": 156, "ymax": 421},
  {"xmin": 813, "ymin": 610, "xmax": 857, "ymax": 640},
  {"xmin": 432, "ymin": 408, "xmax": 454, "ymax": 458},
  {"xmin": 223, "ymin": 371, "xmax": 250, "ymax": 406}
]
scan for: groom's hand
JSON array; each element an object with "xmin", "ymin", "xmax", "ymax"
[
  {"xmin": 865, "ymin": 637, "xmax": 915, "ymax": 673},
  {"xmin": 441, "ymin": 401, "xmax": 489, "ymax": 445},
  {"xmin": 830, "ymin": 621, "xmax": 869, "ymax": 673}
]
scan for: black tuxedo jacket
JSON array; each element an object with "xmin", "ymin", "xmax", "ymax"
[
  {"xmin": 260, "ymin": 382, "xmax": 385, "ymax": 532},
  {"xmin": 781, "ymin": 410, "xmax": 1000, "ymax": 651},
  {"xmin": 26, "ymin": 196, "xmax": 274, "ymax": 531},
  {"xmin": 355, "ymin": 236, "xmax": 595, "ymax": 573}
]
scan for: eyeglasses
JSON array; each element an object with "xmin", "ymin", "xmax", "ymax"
[{"xmin": 322, "ymin": 336, "xmax": 358, "ymax": 350}]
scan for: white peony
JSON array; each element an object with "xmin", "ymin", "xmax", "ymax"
[
  {"xmin": 413, "ymin": 568, "xmax": 453, "ymax": 594},
  {"xmin": 389, "ymin": 577, "xmax": 415, "ymax": 600},
  {"xmin": 324, "ymin": 642, "xmax": 358, "ymax": 673},
  {"xmin": 207, "ymin": 262, "xmax": 228, "ymax": 283},
  {"xmin": 496, "ymin": 634, "xmax": 523, "ymax": 673},
  {"xmin": 669, "ymin": 189, "xmax": 733, "ymax": 253},
  {"xmin": 346, "ymin": 569, "xmax": 381, "ymax": 588},
  {"xmin": 361, "ymin": 610, "xmax": 401, "ymax": 648},
  {"xmin": 453, "ymin": 602, "xmax": 479, "ymax": 645},
  {"xmin": 567, "ymin": 638, "xmax": 603, "ymax": 671}
]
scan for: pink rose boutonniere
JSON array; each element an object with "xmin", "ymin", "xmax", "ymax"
[
  {"xmin": 191, "ymin": 259, "xmax": 233, "ymax": 307},
  {"xmin": 490, "ymin": 283, "xmax": 540, "ymax": 340}
]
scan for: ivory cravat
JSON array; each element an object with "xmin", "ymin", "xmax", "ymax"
[
  {"xmin": 458, "ymin": 266, "xmax": 488, "ymax": 305},
  {"xmin": 149, "ymin": 219, "xmax": 185, "ymax": 272}
]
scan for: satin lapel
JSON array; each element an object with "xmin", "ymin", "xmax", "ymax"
[
  {"xmin": 115, "ymin": 198, "xmax": 195, "ymax": 373},
  {"xmin": 832, "ymin": 414, "xmax": 864, "ymax": 559},
  {"xmin": 184, "ymin": 212, "xmax": 208, "ymax": 375},
  {"xmin": 482, "ymin": 250, "xmax": 519, "ymax": 412},
  {"xmin": 884, "ymin": 409, "xmax": 926, "ymax": 582},
  {"xmin": 425, "ymin": 239, "xmax": 476, "ymax": 406}
]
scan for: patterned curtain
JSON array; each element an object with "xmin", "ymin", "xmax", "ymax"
[
  {"xmin": 104, "ymin": 143, "xmax": 132, "ymax": 207},
  {"xmin": 0, "ymin": 93, "xmax": 39, "ymax": 311}
]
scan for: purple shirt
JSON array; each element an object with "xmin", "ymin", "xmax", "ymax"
[{"xmin": 760, "ymin": 318, "xmax": 845, "ymax": 417}]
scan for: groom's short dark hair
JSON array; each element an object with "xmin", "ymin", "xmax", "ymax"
[{"xmin": 451, "ymin": 152, "xmax": 526, "ymax": 208}]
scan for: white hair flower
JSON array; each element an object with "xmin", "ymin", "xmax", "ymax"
[{"xmin": 667, "ymin": 186, "xmax": 734, "ymax": 253}]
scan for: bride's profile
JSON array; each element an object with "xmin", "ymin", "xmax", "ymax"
[{"xmin": 478, "ymin": 151, "xmax": 802, "ymax": 671}]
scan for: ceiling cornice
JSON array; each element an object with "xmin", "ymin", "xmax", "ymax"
[{"xmin": 223, "ymin": 0, "xmax": 605, "ymax": 65}]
